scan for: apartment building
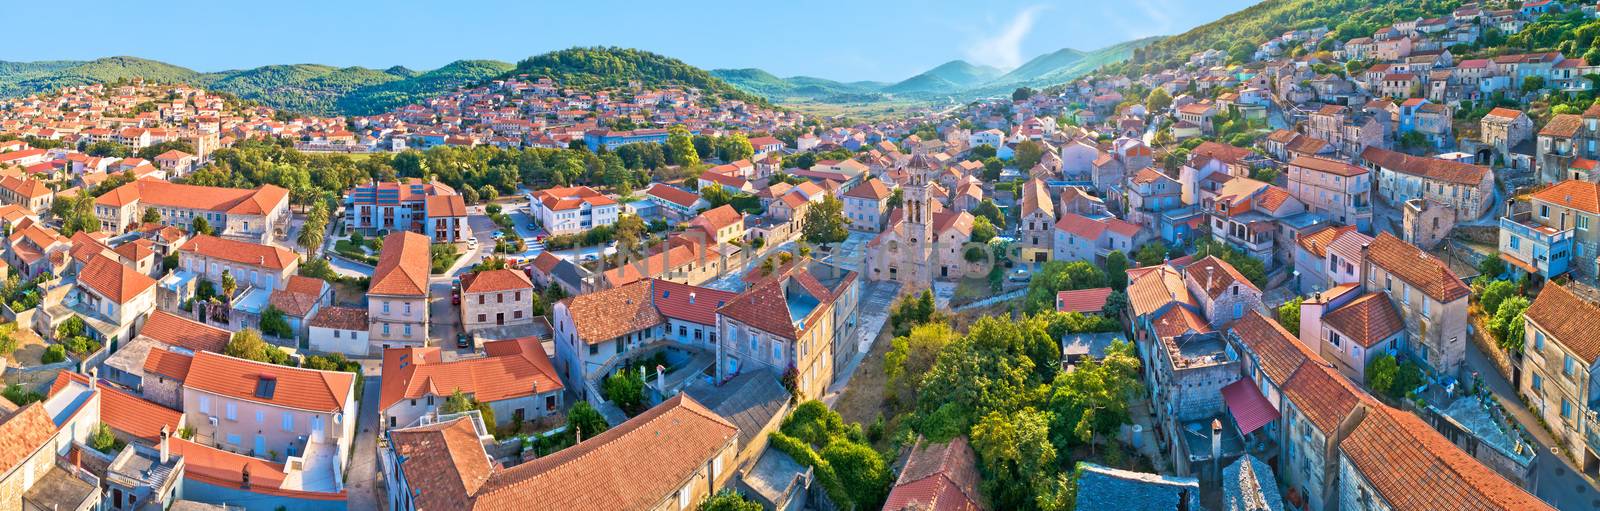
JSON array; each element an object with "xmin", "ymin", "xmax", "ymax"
[
  {"xmin": 530, "ymin": 185, "xmax": 619, "ymax": 235},
  {"xmin": 1363, "ymin": 146, "xmax": 1493, "ymax": 222},
  {"xmin": 1518, "ymin": 283, "xmax": 1600, "ymax": 475},
  {"xmin": 182, "ymin": 351, "xmax": 357, "ymax": 467},
  {"xmin": 342, "ymin": 179, "xmax": 468, "ymax": 242},
  {"xmin": 1287, "ymin": 156, "xmax": 1374, "ymax": 232},
  {"xmin": 368, "ymin": 232, "xmax": 431, "ymax": 350},
  {"xmin": 716, "ymin": 261, "xmax": 860, "ymax": 400},
  {"xmin": 94, "ymin": 178, "xmax": 289, "ymax": 243},
  {"xmin": 1019, "ymin": 178, "xmax": 1055, "ymax": 262},
  {"xmin": 842, "ymin": 178, "xmax": 893, "ymax": 232},
  {"xmin": 1536, "ymin": 106, "xmax": 1600, "ymax": 185},
  {"xmin": 1500, "ymin": 180, "xmax": 1599, "ymax": 281},
  {"xmin": 37, "ymin": 254, "xmax": 157, "ymax": 345},
  {"xmin": 1363, "ymin": 232, "xmax": 1471, "ymax": 377},
  {"xmin": 177, "ymin": 234, "xmax": 300, "ymax": 291},
  {"xmin": 0, "ymin": 175, "xmax": 54, "ymax": 214},
  {"xmin": 552, "ymin": 278, "xmax": 735, "ymax": 401}
]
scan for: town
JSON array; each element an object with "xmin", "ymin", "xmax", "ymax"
[{"xmin": 3, "ymin": 1, "xmax": 1600, "ymax": 511}]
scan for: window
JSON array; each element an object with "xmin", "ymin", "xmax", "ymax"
[
  {"xmin": 678, "ymin": 487, "xmax": 691, "ymax": 509},
  {"xmin": 497, "ymin": 293, "xmax": 504, "ymax": 304},
  {"xmin": 225, "ymin": 402, "xmax": 237, "ymax": 421},
  {"xmin": 478, "ymin": 314, "xmax": 487, "ymax": 323},
  {"xmin": 1563, "ymin": 398, "xmax": 1573, "ymax": 419},
  {"xmin": 1535, "ymin": 332, "xmax": 1545, "ymax": 351},
  {"xmin": 1233, "ymin": 303, "xmax": 1243, "ymax": 319},
  {"xmin": 383, "ymin": 324, "xmax": 391, "ymax": 335},
  {"xmin": 404, "ymin": 302, "xmax": 412, "ymax": 315},
  {"xmin": 1540, "ymin": 204, "xmax": 1550, "ymax": 218},
  {"xmin": 404, "ymin": 324, "xmax": 412, "ymax": 337},
  {"xmin": 478, "ymin": 295, "xmax": 484, "ymax": 305},
  {"xmin": 1566, "ymin": 355, "xmax": 1578, "ymax": 377},
  {"xmin": 255, "ymin": 411, "xmax": 265, "ymax": 424},
  {"xmin": 1329, "ymin": 332, "xmax": 1342, "ymax": 347},
  {"xmin": 1580, "ymin": 216, "xmax": 1591, "ymax": 232},
  {"xmin": 383, "ymin": 301, "xmax": 390, "ymax": 313},
  {"xmin": 773, "ymin": 342, "xmax": 783, "ymax": 363},
  {"xmin": 199, "ymin": 396, "xmax": 211, "ymax": 414},
  {"xmin": 283, "ymin": 412, "xmax": 294, "ymax": 431},
  {"xmin": 514, "ymin": 310, "xmax": 523, "ymax": 319},
  {"xmin": 1532, "ymin": 374, "xmax": 1543, "ymax": 392},
  {"xmin": 1511, "ymin": 236, "xmax": 1520, "ymax": 250}
]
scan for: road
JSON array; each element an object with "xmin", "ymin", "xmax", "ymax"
[
  {"xmin": 344, "ymin": 371, "xmax": 383, "ymax": 511},
  {"xmin": 821, "ymin": 280, "xmax": 900, "ymax": 407},
  {"xmin": 1466, "ymin": 331, "xmax": 1600, "ymax": 510}
]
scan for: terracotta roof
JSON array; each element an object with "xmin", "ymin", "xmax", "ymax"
[
  {"xmin": 1056, "ymin": 288, "xmax": 1113, "ymax": 314},
  {"xmin": 1153, "ymin": 305, "xmax": 1211, "ymax": 338},
  {"xmin": 1483, "ymin": 108, "xmax": 1525, "ymax": 122},
  {"xmin": 426, "ymin": 194, "xmax": 468, "ymax": 217},
  {"xmin": 1366, "ymin": 232, "xmax": 1470, "ymax": 302},
  {"xmin": 143, "ymin": 346, "xmax": 194, "ymax": 381},
  {"xmin": 1021, "ymin": 178, "xmax": 1054, "ymax": 217},
  {"xmin": 562, "ymin": 280, "xmax": 662, "ymax": 343},
  {"xmin": 1055, "ymin": 212, "xmax": 1108, "ymax": 239},
  {"xmin": 883, "ymin": 436, "xmax": 987, "ymax": 511},
  {"xmin": 1297, "ymin": 225, "xmax": 1356, "ymax": 258},
  {"xmin": 466, "ymin": 394, "xmax": 736, "ymax": 511},
  {"xmin": 51, "ymin": 371, "xmax": 182, "ymax": 442},
  {"xmin": 1281, "ymin": 362, "xmax": 1363, "ymax": 433},
  {"xmin": 529, "ymin": 251, "xmax": 562, "ymax": 275},
  {"xmin": 139, "ymin": 310, "xmax": 232, "ymax": 352},
  {"xmin": 370, "ymin": 231, "xmax": 431, "ymax": 297},
  {"xmin": 179, "ymin": 234, "xmax": 298, "ymax": 270},
  {"xmin": 185, "ymin": 351, "xmax": 355, "ymax": 413},
  {"xmin": 842, "ymin": 178, "xmax": 892, "ymax": 200},
  {"xmin": 387, "ymin": 417, "xmax": 492, "ymax": 510},
  {"xmin": 1530, "ymin": 179, "xmax": 1600, "ymax": 215},
  {"xmin": 1541, "ymin": 114, "xmax": 1583, "ymax": 138},
  {"xmin": 644, "ymin": 183, "xmax": 701, "ymax": 209},
  {"xmin": 1526, "ymin": 283, "xmax": 1600, "ymax": 363},
  {"xmin": 461, "ymin": 268, "xmax": 533, "ymax": 294},
  {"xmin": 1289, "ymin": 155, "xmax": 1367, "ymax": 177},
  {"xmin": 379, "ymin": 337, "xmax": 563, "ymax": 411},
  {"xmin": 309, "ymin": 305, "xmax": 369, "ymax": 331},
  {"xmin": 531, "ymin": 186, "xmax": 617, "ymax": 211},
  {"xmin": 94, "ymin": 178, "xmax": 288, "ymax": 215},
  {"xmin": 1360, "ymin": 146, "xmax": 1488, "ymax": 186},
  {"xmin": 1184, "ymin": 255, "xmax": 1259, "ymax": 298},
  {"xmin": 650, "ymin": 279, "xmax": 736, "ymax": 326},
  {"xmin": 79, "ymin": 254, "xmax": 156, "ymax": 303},
  {"xmin": 1126, "ymin": 265, "xmax": 1194, "ymax": 317},
  {"xmin": 1230, "ymin": 311, "xmax": 1316, "ymax": 385},
  {"xmin": 1341, "ymin": 406, "xmax": 1553, "ymax": 511},
  {"xmin": 1322, "ymin": 293, "xmax": 1405, "ymax": 348},
  {"xmin": 694, "ymin": 204, "xmax": 742, "ymax": 232},
  {"xmin": 0, "ymin": 403, "xmax": 57, "ymax": 478},
  {"xmin": 113, "ymin": 238, "xmax": 155, "ymax": 262}
]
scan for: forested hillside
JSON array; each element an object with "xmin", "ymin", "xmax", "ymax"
[{"xmin": 511, "ymin": 47, "xmax": 769, "ymax": 106}]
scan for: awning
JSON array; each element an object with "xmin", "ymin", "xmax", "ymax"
[{"xmin": 1222, "ymin": 379, "xmax": 1280, "ymax": 436}]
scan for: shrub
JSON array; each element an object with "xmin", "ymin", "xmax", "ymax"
[
  {"xmin": 41, "ymin": 345, "xmax": 66, "ymax": 364},
  {"xmin": 2, "ymin": 384, "xmax": 42, "ymax": 406}
]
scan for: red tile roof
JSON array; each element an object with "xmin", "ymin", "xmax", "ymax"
[
  {"xmin": 1526, "ymin": 283, "xmax": 1600, "ymax": 363},
  {"xmin": 883, "ymin": 436, "xmax": 987, "ymax": 511},
  {"xmin": 379, "ymin": 337, "xmax": 563, "ymax": 411},
  {"xmin": 562, "ymin": 279, "xmax": 661, "ymax": 343},
  {"xmin": 143, "ymin": 346, "xmax": 194, "ymax": 381},
  {"xmin": 1323, "ymin": 292, "xmax": 1405, "ymax": 348},
  {"xmin": 843, "ymin": 178, "xmax": 892, "ymax": 200},
  {"xmin": 139, "ymin": 310, "xmax": 231, "ymax": 353},
  {"xmin": 0, "ymin": 403, "xmax": 57, "ymax": 478},
  {"xmin": 1184, "ymin": 255, "xmax": 1259, "ymax": 298},
  {"xmin": 650, "ymin": 279, "xmax": 736, "ymax": 326},
  {"xmin": 309, "ymin": 305, "xmax": 369, "ymax": 331},
  {"xmin": 1530, "ymin": 179, "xmax": 1600, "ymax": 215},
  {"xmin": 460, "ymin": 268, "xmax": 533, "ymax": 294},
  {"xmin": 1230, "ymin": 311, "xmax": 1316, "ymax": 385},
  {"xmin": 426, "ymin": 194, "xmax": 468, "ymax": 217},
  {"xmin": 644, "ymin": 183, "xmax": 702, "ymax": 209},
  {"xmin": 79, "ymin": 254, "xmax": 156, "ymax": 303},
  {"xmin": 1341, "ymin": 406, "xmax": 1552, "ymax": 511},
  {"xmin": 1289, "ymin": 155, "xmax": 1367, "ymax": 177},
  {"xmin": 1366, "ymin": 232, "xmax": 1470, "ymax": 302},
  {"xmin": 1056, "ymin": 288, "xmax": 1113, "ymax": 314},
  {"xmin": 185, "ymin": 351, "xmax": 355, "ymax": 413},
  {"xmin": 51, "ymin": 371, "xmax": 182, "ymax": 442},
  {"xmin": 387, "ymin": 417, "xmax": 492, "ymax": 509},
  {"xmin": 1360, "ymin": 146, "xmax": 1488, "ymax": 187},
  {"xmin": 179, "ymin": 234, "xmax": 298, "ymax": 270},
  {"xmin": 1297, "ymin": 225, "xmax": 1356, "ymax": 258},
  {"xmin": 370, "ymin": 231, "xmax": 431, "ymax": 297},
  {"xmin": 1281, "ymin": 362, "xmax": 1364, "ymax": 433},
  {"xmin": 94, "ymin": 177, "xmax": 288, "ymax": 215}
]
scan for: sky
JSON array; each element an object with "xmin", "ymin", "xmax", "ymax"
[{"xmin": 8, "ymin": 0, "xmax": 1257, "ymax": 82}]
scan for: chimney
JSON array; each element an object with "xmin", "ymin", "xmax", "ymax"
[
  {"xmin": 1206, "ymin": 267, "xmax": 1215, "ymax": 292},
  {"xmin": 159, "ymin": 425, "xmax": 170, "ymax": 464},
  {"xmin": 88, "ymin": 367, "xmax": 98, "ymax": 390},
  {"xmin": 241, "ymin": 463, "xmax": 252, "ymax": 489},
  {"xmin": 656, "ymin": 364, "xmax": 666, "ymax": 393},
  {"xmin": 1504, "ymin": 198, "xmax": 1514, "ymax": 219},
  {"xmin": 688, "ymin": 292, "xmax": 696, "ymax": 305},
  {"xmin": 1211, "ymin": 418, "xmax": 1223, "ymax": 475}
]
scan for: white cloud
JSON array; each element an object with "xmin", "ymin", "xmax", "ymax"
[{"xmin": 963, "ymin": 5, "xmax": 1049, "ymax": 70}]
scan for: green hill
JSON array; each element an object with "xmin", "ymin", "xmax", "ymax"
[
  {"xmin": 1118, "ymin": 0, "xmax": 1460, "ymax": 74},
  {"xmin": 334, "ymin": 59, "xmax": 514, "ymax": 115},
  {"xmin": 512, "ymin": 47, "xmax": 767, "ymax": 106},
  {"xmin": 0, "ymin": 57, "xmax": 207, "ymax": 97},
  {"xmin": 994, "ymin": 49, "xmax": 1087, "ymax": 85},
  {"xmin": 883, "ymin": 60, "xmax": 1003, "ymax": 94},
  {"xmin": 712, "ymin": 68, "xmax": 886, "ymax": 103},
  {"xmin": 207, "ymin": 64, "xmax": 407, "ymax": 114}
]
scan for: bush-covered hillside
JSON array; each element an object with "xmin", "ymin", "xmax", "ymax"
[
  {"xmin": 333, "ymin": 59, "xmax": 515, "ymax": 115},
  {"xmin": 512, "ymin": 47, "xmax": 769, "ymax": 106},
  {"xmin": 207, "ymin": 64, "xmax": 408, "ymax": 114}
]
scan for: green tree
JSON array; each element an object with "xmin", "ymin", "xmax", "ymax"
[
  {"xmin": 1277, "ymin": 297, "xmax": 1303, "ymax": 334},
  {"xmin": 1491, "ymin": 295, "xmax": 1531, "ymax": 352},
  {"xmin": 1145, "ymin": 87, "xmax": 1173, "ymax": 112},
  {"xmin": 1478, "ymin": 256, "xmax": 1506, "ymax": 279},
  {"xmin": 697, "ymin": 490, "xmax": 763, "ymax": 511},
  {"xmin": 1045, "ymin": 340, "xmax": 1141, "ymax": 456},
  {"xmin": 89, "ymin": 423, "xmax": 122, "ymax": 454},
  {"xmin": 141, "ymin": 207, "xmax": 161, "ymax": 224},
  {"xmin": 970, "ymin": 407, "xmax": 1057, "ymax": 510},
  {"xmin": 603, "ymin": 369, "xmax": 648, "ymax": 416},
  {"xmin": 716, "ymin": 133, "xmax": 755, "ymax": 163},
  {"xmin": 802, "ymin": 195, "xmax": 849, "ymax": 245},
  {"xmin": 1025, "ymin": 260, "xmax": 1108, "ymax": 315},
  {"xmin": 1479, "ymin": 279, "xmax": 1517, "ymax": 316},
  {"xmin": 51, "ymin": 191, "xmax": 99, "ymax": 237},
  {"xmin": 192, "ymin": 216, "xmax": 214, "ymax": 236},
  {"xmin": 567, "ymin": 401, "xmax": 609, "ymax": 439},
  {"xmin": 1105, "ymin": 251, "xmax": 1129, "ymax": 291},
  {"xmin": 1014, "ymin": 140, "xmax": 1045, "ymax": 170},
  {"xmin": 971, "ymin": 145, "xmax": 997, "ymax": 159},
  {"xmin": 971, "ymin": 216, "xmax": 997, "ymax": 244},
  {"xmin": 1367, "ymin": 354, "xmax": 1399, "ymax": 396},
  {"xmin": 1134, "ymin": 241, "xmax": 1169, "ymax": 266},
  {"xmin": 884, "ymin": 323, "xmax": 960, "ymax": 407},
  {"xmin": 1523, "ymin": 75, "xmax": 1546, "ymax": 93},
  {"xmin": 259, "ymin": 306, "xmax": 294, "ymax": 339},
  {"xmin": 972, "ymin": 199, "xmax": 1005, "ymax": 228},
  {"xmin": 224, "ymin": 329, "xmax": 290, "ymax": 365},
  {"xmin": 220, "ymin": 270, "xmax": 237, "ymax": 298},
  {"xmin": 820, "ymin": 441, "xmax": 891, "ymax": 508},
  {"xmin": 1012, "ymin": 87, "xmax": 1037, "ymax": 101}
]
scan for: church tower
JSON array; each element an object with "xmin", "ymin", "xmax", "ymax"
[{"xmin": 900, "ymin": 156, "xmax": 937, "ymax": 284}]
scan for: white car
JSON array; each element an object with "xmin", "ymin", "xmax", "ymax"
[{"xmin": 466, "ymin": 237, "xmax": 478, "ymax": 248}]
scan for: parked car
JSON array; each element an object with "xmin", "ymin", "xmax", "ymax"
[
  {"xmin": 456, "ymin": 333, "xmax": 471, "ymax": 349},
  {"xmin": 1008, "ymin": 268, "xmax": 1032, "ymax": 283},
  {"xmin": 466, "ymin": 237, "xmax": 478, "ymax": 248}
]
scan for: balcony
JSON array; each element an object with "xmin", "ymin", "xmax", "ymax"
[{"xmin": 1499, "ymin": 212, "xmax": 1576, "ymax": 278}]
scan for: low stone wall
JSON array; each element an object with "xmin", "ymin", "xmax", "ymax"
[{"xmin": 1452, "ymin": 225, "xmax": 1500, "ymax": 246}]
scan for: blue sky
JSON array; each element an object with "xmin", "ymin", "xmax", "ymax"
[{"xmin": 10, "ymin": 0, "xmax": 1257, "ymax": 82}]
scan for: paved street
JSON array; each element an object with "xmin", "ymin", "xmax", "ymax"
[
  {"xmin": 345, "ymin": 371, "xmax": 383, "ymax": 511},
  {"xmin": 1466, "ymin": 331, "xmax": 1600, "ymax": 510},
  {"xmin": 822, "ymin": 280, "xmax": 900, "ymax": 407}
]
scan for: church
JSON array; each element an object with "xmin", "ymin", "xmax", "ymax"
[{"xmin": 863, "ymin": 153, "xmax": 977, "ymax": 284}]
